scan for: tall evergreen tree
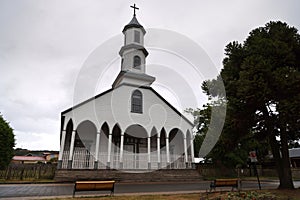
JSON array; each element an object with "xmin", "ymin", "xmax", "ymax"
[
  {"xmin": 203, "ymin": 21, "xmax": 300, "ymax": 189},
  {"xmin": 0, "ymin": 114, "xmax": 15, "ymax": 169}
]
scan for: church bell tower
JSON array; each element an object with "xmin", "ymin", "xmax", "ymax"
[{"xmin": 112, "ymin": 4, "xmax": 155, "ymax": 88}]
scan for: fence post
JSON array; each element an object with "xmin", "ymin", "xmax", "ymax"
[
  {"xmin": 33, "ymin": 165, "xmax": 37, "ymax": 179},
  {"xmin": 20, "ymin": 165, "xmax": 25, "ymax": 180},
  {"xmin": 37, "ymin": 164, "xmax": 41, "ymax": 180},
  {"xmin": 5, "ymin": 166, "xmax": 11, "ymax": 180}
]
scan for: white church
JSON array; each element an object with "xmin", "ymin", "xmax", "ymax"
[{"xmin": 57, "ymin": 5, "xmax": 195, "ymax": 171}]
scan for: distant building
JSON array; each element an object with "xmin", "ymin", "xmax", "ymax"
[
  {"xmin": 11, "ymin": 151, "xmax": 59, "ymax": 164},
  {"xmin": 12, "ymin": 155, "xmax": 46, "ymax": 164},
  {"xmin": 289, "ymin": 148, "xmax": 300, "ymax": 168}
]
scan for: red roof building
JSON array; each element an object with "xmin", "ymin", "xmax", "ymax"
[{"xmin": 12, "ymin": 156, "xmax": 46, "ymax": 164}]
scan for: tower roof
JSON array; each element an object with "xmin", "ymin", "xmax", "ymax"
[{"xmin": 122, "ymin": 15, "xmax": 146, "ymax": 34}]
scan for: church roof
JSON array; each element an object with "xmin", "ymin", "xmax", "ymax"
[
  {"xmin": 61, "ymin": 85, "xmax": 193, "ymax": 127},
  {"xmin": 122, "ymin": 16, "xmax": 146, "ymax": 34}
]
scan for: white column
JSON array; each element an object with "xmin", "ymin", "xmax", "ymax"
[
  {"xmin": 157, "ymin": 136, "xmax": 160, "ymax": 168},
  {"xmin": 68, "ymin": 130, "xmax": 76, "ymax": 161},
  {"xmin": 95, "ymin": 131, "xmax": 101, "ymax": 161},
  {"xmin": 58, "ymin": 130, "xmax": 66, "ymax": 161},
  {"xmin": 184, "ymin": 137, "xmax": 188, "ymax": 163},
  {"xmin": 107, "ymin": 133, "xmax": 112, "ymax": 165},
  {"xmin": 166, "ymin": 137, "xmax": 170, "ymax": 164},
  {"xmin": 120, "ymin": 133, "xmax": 124, "ymax": 168},
  {"xmin": 191, "ymin": 137, "xmax": 195, "ymax": 162},
  {"xmin": 67, "ymin": 130, "xmax": 76, "ymax": 169},
  {"xmin": 147, "ymin": 136, "xmax": 151, "ymax": 169}
]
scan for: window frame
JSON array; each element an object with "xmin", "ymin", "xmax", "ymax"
[
  {"xmin": 131, "ymin": 90, "xmax": 143, "ymax": 114},
  {"xmin": 133, "ymin": 55, "xmax": 141, "ymax": 69},
  {"xmin": 134, "ymin": 30, "xmax": 140, "ymax": 43}
]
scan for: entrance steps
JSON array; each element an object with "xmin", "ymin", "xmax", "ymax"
[{"xmin": 55, "ymin": 169, "xmax": 202, "ymax": 182}]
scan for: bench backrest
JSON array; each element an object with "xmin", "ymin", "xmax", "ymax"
[
  {"xmin": 214, "ymin": 179, "xmax": 238, "ymax": 186},
  {"xmin": 75, "ymin": 181, "xmax": 115, "ymax": 191}
]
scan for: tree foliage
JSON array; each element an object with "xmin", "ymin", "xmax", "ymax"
[
  {"xmin": 187, "ymin": 104, "xmax": 269, "ymax": 168},
  {"xmin": 197, "ymin": 21, "xmax": 300, "ymax": 189},
  {"xmin": 0, "ymin": 114, "xmax": 15, "ymax": 169},
  {"xmin": 186, "ymin": 105, "xmax": 211, "ymax": 157}
]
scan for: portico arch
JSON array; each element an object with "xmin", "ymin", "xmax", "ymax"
[
  {"xmin": 111, "ymin": 123, "xmax": 121, "ymax": 169},
  {"xmin": 76, "ymin": 120, "xmax": 97, "ymax": 149},
  {"xmin": 61, "ymin": 119, "xmax": 73, "ymax": 168},
  {"xmin": 98, "ymin": 122, "xmax": 109, "ymax": 169},
  {"xmin": 73, "ymin": 120, "xmax": 97, "ymax": 169},
  {"xmin": 150, "ymin": 127, "xmax": 158, "ymax": 152},
  {"xmin": 160, "ymin": 128, "xmax": 167, "ymax": 168},
  {"xmin": 64, "ymin": 119, "xmax": 73, "ymax": 151},
  {"xmin": 123, "ymin": 124, "xmax": 148, "ymax": 169},
  {"xmin": 169, "ymin": 128, "xmax": 185, "ymax": 169}
]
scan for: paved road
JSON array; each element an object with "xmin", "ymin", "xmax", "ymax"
[{"xmin": 0, "ymin": 180, "xmax": 294, "ymax": 199}]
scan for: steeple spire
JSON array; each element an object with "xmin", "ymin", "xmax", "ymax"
[
  {"xmin": 122, "ymin": 4, "xmax": 145, "ymax": 34},
  {"xmin": 130, "ymin": 3, "xmax": 139, "ymax": 17},
  {"xmin": 112, "ymin": 6, "xmax": 155, "ymax": 88}
]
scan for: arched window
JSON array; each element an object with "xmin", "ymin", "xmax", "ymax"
[
  {"xmin": 134, "ymin": 30, "xmax": 140, "ymax": 43},
  {"xmin": 131, "ymin": 90, "xmax": 143, "ymax": 113},
  {"xmin": 133, "ymin": 56, "xmax": 141, "ymax": 69}
]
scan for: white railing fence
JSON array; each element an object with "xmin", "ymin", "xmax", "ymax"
[{"xmin": 61, "ymin": 150, "xmax": 191, "ymax": 169}]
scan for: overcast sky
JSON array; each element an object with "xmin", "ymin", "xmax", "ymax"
[{"xmin": 1, "ymin": 0, "xmax": 299, "ymax": 151}]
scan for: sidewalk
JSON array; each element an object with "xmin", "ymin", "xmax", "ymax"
[{"xmin": 0, "ymin": 180, "xmax": 284, "ymax": 200}]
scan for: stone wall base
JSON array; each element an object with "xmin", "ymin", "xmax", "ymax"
[{"xmin": 54, "ymin": 169, "xmax": 202, "ymax": 182}]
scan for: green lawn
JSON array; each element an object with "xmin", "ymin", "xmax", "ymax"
[{"xmin": 42, "ymin": 189, "xmax": 300, "ymax": 200}]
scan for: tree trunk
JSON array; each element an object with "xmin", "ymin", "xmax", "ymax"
[
  {"xmin": 269, "ymin": 134, "xmax": 284, "ymax": 186},
  {"xmin": 278, "ymin": 126, "xmax": 294, "ymax": 189},
  {"xmin": 269, "ymin": 132, "xmax": 294, "ymax": 189},
  {"xmin": 263, "ymin": 106, "xmax": 294, "ymax": 189}
]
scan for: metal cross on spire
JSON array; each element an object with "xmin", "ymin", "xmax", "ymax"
[{"xmin": 130, "ymin": 3, "xmax": 139, "ymax": 16}]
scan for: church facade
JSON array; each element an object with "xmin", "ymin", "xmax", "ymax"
[{"xmin": 57, "ymin": 9, "xmax": 195, "ymax": 170}]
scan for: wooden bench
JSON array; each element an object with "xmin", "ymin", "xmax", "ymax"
[
  {"xmin": 210, "ymin": 178, "xmax": 240, "ymax": 192},
  {"xmin": 73, "ymin": 180, "xmax": 115, "ymax": 197}
]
